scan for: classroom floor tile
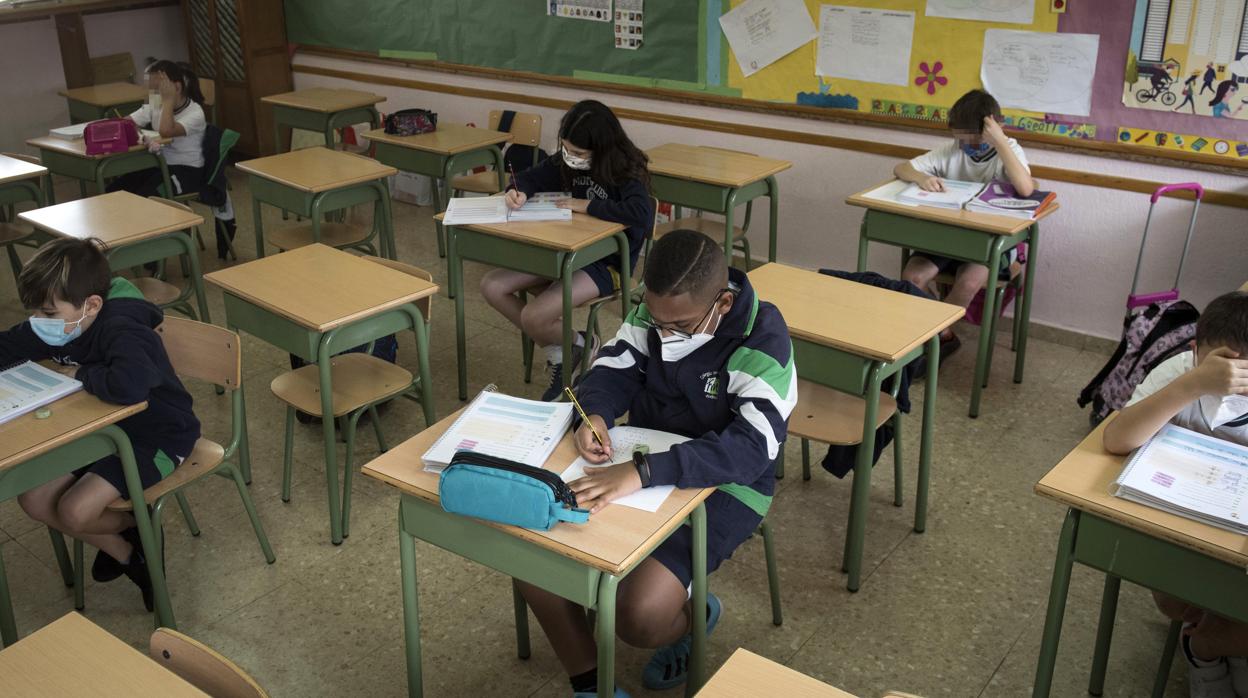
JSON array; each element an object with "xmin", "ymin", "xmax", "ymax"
[{"xmin": 0, "ymin": 171, "xmax": 1189, "ymax": 697}]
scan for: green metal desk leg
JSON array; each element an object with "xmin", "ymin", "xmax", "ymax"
[
  {"xmin": 399, "ymin": 505, "xmax": 424, "ymax": 698},
  {"xmin": 856, "ymin": 216, "xmax": 871, "ymax": 272},
  {"xmin": 0, "ymin": 547, "xmax": 14, "ymax": 645},
  {"xmin": 969, "ymin": 238, "xmax": 1006, "ymax": 419},
  {"xmin": 413, "ymin": 310, "xmax": 436, "ymax": 425},
  {"xmin": 512, "ymin": 580, "xmax": 531, "ymax": 659},
  {"xmin": 1014, "ymin": 223, "xmax": 1039, "ymax": 384},
  {"xmin": 560, "ymin": 252, "xmax": 577, "ymax": 393},
  {"xmin": 1153, "ymin": 620, "xmax": 1182, "ymax": 698},
  {"xmin": 109, "ymin": 424, "xmax": 175, "ymax": 628},
  {"xmin": 377, "ymin": 180, "xmax": 397, "ymax": 260},
  {"xmin": 766, "ymin": 176, "xmax": 779, "ymax": 263},
  {"xmin": 451, "ymin": 227, "xmax": 469, "ymax": 401},
  {"xmin": 183, "ymin": 233, "xmax": 212, "ymax": 324},
  {"xmin": 613, "ymin": 231, "xmax": 634, "ymax": 317},
  {"xmin": 722, "ymin": 190, "xmax": 738, "ymax": 263},
  {"xmin": 844, "ymin": 363, "xmax": 884, "ymax": 592},
  {"xmin": 48, "ymin": 528, "xmax": 75, "ymax": 587},
  {"xmin": 252, "ymin": 192, "xmax": 266, "ymax": 259},
  {"xmin": 430, "ymin": 161, "xmax": 447, "ymax": 260},
  {"xmin": 595, "ymin": 572, "xmax": 622, "ymax": 697},
  {"xmin": 318, "ymin": 336, "xmax": 345, "ymax": 545},
  {"xmin": 1032, "ymin": 509, "xmax": 1080, "ymax": 698},
  {"xmin": 1088, "ymin": 574, "xmax": 1121, "ymax": 696},
  {"xmin": 688, "ymin": 502, "xmax": 709, "ymax": 695},
  {"xmin": 915, "ymin": 335, "xmax": 939, "ymax": 532}
]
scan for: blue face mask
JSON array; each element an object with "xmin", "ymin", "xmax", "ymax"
[
  {"xmin": 960, "ymin": 142, "xmax": 992, "ymax": 157},
  {"xmin": 29, "ymin": 308, "xmax": 88, "ymax": 347}
]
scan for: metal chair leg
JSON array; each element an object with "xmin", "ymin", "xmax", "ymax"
[
  {"xmin": 227, "ymin": 463, "xmax": 276, "ymax": 564},
  {"xmin": 1152, "ymin": 620, "xmax": 1183, "ymax": 698},
  {"xmin": 801, "ymin": 439, "xmax": 811, "ymax": 481},
  {"xmin": 512, "ymin": 579, "xmax": 531, "ymax": 660},
  {"xmin": 174, "ymin": 491, "xmax": 200, "ymax": 537},
  {"xmin": 760, "ymin": 521, "xmax": 782, "ymax": 626},
  {"xmin": 282, "ymin": 407, "xmax": 295, "ymax": 503}
]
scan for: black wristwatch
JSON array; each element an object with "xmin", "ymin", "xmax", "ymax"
[{"xmin": 632, "ymin": 450, "xmax": 652, "ymax": 488}]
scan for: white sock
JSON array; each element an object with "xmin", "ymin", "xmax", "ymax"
[
  {"xmin": 214, "ymin": 193, "xmax": 235, "ymax": 221},
  {"xmin": 574, "ymin": 333, "xmax": 585, "ymax": 348},
  {"xmin": 545, "ymin": 345, "xmax": 563, "ymax": 365}
]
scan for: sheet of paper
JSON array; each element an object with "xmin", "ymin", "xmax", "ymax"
[
  {"xmin": 924, "ymin": 0, "xmax": 1034, "ymax": 25},
  {"xmin": 981, "ymin": 29, "xmax": 1100, "ymax": 117},
  {"xmin": 560, "ymin": 426, "xmax": 689, "ymax": 513},
  {"xmin": 816, "ymin": 6, "xmax": 914, "ymax": 86},
  {"xmin": 861, "ymin": 179, "xmax": 918, "ymax": 207},
  {"xmin": 556, "ymin": 0, "xmax": 611, "ymax": 21},
  {"xmin": 422, "ymin": 392, "xmax": 574, "ymax": 472},
  {"xmin": 615, "ymin": 0, "xmax": 644, "ymax": 50},
  {"xmin": 441, "ymin": 196, "xmax": 507, "ymax": 226},
  {"xmin": 719, "ymin": 0, "xmax": 817, "ymax": 78}
]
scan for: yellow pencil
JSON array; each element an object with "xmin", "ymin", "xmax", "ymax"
[{"xmin": 563, "ymin": 386, "xmax": 606, "ymax": 450}]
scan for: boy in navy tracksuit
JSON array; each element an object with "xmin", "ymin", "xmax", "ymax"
[
  {"xmin": 1, "ymin": 238, "xmax": 199, "ymax": 610},
  {"xmin": 516, "ymin": 230, "xmax": 797, "ymax": 697}
]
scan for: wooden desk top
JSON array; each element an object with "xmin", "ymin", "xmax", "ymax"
[
  {"xmin": 204, "ymin": 244, "xmax": 438, "ymax": 333},
  {"xmin": 26, "ymin": 134, "xmax": 166, "ymax": 161},
  {"xmin": 57, "ymin": 81, "xmax": 147, "ymax": 107},
  {"xmin": 362, "ymin": 407, "xmax": 716, "ymax": 575},
  {"xmin": 362, "ymin": 123, "xmax": 512, "ymax": 156},
  {"xmin": 1036, "ymin": 419, "xmax": 1248, "ymax": 569},
  {"xmin": 0, "ymin": 154, "xmax": 47, "ymax": 185},
  {"xmin": 0, "ymin": 389, "xmax": 145, "ymax": 473},
  {"xmin": 235, "ymin": 147, "xmax": 396, "ymax": 193},
  {"xmin": 261, "ymin": 87, "xmax": 386, "ymax": 113},
  {"xmin": 0, "ymin": 613, "xmax": 206, "ymax": 696},
  {"xmin": 749, "ymin": 263, "xmax": 964, "ymax": 363},
  {"xmin": 698, "ymin": 648, "xmax": 856, "ymax": 697},
  {"xmin": 19, "ymin": 191, "xmax": 203, "ymax": 246},
  {"xmin": 847, "ymin": 179, "xmax": 1060, "ymax": 236},
  {"xmin": 434, "ymin": 209, "xmax": 625, "ymax": 252},
  {"xmin": 646, "ymin": 143, "xmax": 792, "ymax": 188}
]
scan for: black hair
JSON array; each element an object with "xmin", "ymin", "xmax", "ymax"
[
  {"xmin": 1210, "ymin": 80, "xmax": 1238, "ymax": 107},
  {"xmin": 146, "ymin": 59, "xmax": 205, "ymax": 106},
  {"xmin": 643, "ymin": 229, "xmax": 728, "ymax": 302},
  {"xmin": 1197, "ymin": 291, "xmax": 1248, "ymax": 355},
  {"xmin": 947, "ymin": 89, "xmax": 1002, "ymax": 133},
  {"xmin": 18, "ymin": 238, "xmax": 112, "ymax": 310},
  {"xmin": 558, "ymin": 100, "xmax": 650, "ymax": 189}
]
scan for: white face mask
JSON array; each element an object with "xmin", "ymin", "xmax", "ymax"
[
  {"xmin": 1199, "ymin": 394, "xmax": 1248, "ymax": 429},
  {"xmin": 659, "ymin": 307, "xmax": 722, "ymax": 363},
  {"xmin": 562, "ymin": 147, "xmax": 591, "ymax": 171}
]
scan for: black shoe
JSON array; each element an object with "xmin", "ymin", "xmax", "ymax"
[
  {"xmin": 540, "ymin": 361, "xmax": 566, "ymax": 402},
  {"xmin": 215, "ymin": 218, "xmax": 237, "ymax": 261},
  {"xmin": 295, "ymin": 410, "xmax": 320, "ymax": 425},
  {"xmin": 122, "ymin": 549, "xmax": 154, "ymax": 612},
  {"xmin": 91, "ymin": 526, "xmax": 140, "ymax": 582}
]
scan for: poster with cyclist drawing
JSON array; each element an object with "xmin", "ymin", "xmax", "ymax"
[{"xmin": 1122, "ymin": 0, "xmax": 1248, "ymax": 120}]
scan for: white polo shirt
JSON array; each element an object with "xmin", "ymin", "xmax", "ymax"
[
  {"xmin": 1126, "ymin": 351, "xmax": 1248, "ymax": 445},
  {"xmin": 909, "ymin": 137, "xmax": 1030, "ymax": 183},
  {"xmin": 127, "ymin": 99, "xmax": 206, "ymax": 169}
]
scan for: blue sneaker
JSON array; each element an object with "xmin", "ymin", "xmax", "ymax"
[
  {"xmin": 573, "ymin": 689, "xmax": 630, "ymax": 698},
  {"xmin": 641, "ymin": 592, "xmax": 722, "ymax": 690}
]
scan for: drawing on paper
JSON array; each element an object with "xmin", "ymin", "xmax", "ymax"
[
  {"xmin": 981, "ymin": 29, "xmax": 1101, "ymax": 116},
  {"xmin": 925, "ymin": 0, "xmax": 1035, "ymax": 25}
]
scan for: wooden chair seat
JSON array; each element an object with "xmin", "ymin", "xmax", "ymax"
[
  {"xmin": 106, "ymin": 438, "xmax": 225, "ymax": 512},
  {"xmin": 786, "ymin": 380, "xmax": 898, "ymax": 446},
  {"xmin": 268, "ymin": 222, "xmax": 370, "ymax": 252},
  {"xmin": 0, "ymin": 222, "xmax": 34, "ymax": 245},
  {"xmin": 655, "ymin": 217, "xmax": 746, "ymax": 242},
  {"xmin": 131, "ymin": 277, "xmax": 184, "ymax": 306},
  {"xmin": 450, "ymin": 170, "xmax": 503, "ymax": 195},
  {"xmin": 270, "ymin": 353, "xmax": 413, "ymax": 418}
]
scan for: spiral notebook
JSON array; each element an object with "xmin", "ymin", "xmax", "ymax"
[
  {"xmin": 1112, "ymin": 423, "xmax": 1248, "ymax": 534},
  {"xmin": 421, "ymin": 386, "xmax": 574, "ymax": 473},
  {"xmin": 0, "ymin": 361, "xmax": 83, "ymax": 426}
]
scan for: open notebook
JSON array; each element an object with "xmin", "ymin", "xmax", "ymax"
[
  {"xmin": 0, "ymin": 361, "xmax": 83, "ymax": 426},
  {"xmin": 422, "ymin": 388, "xmax": 574, "ymax": 473},
  {"xmin": 1112, "ymin": 423, "xmax": 1248, "ymax": 534},
  {"xmin": 441, "ymin": 192, "xmax": 573, "ymax": 225}
]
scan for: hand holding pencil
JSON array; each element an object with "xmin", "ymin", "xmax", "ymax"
[{"xmin": 566, "ymin": 387, "xmax": 614, "ymax": 463}]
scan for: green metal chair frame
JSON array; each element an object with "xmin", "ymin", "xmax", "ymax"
[
  {"xmin": 167, "ymin": 128, "xmax": 241, "ymax": 262},
  {"xmin": 0, "ymin": 152, "xmax": 52, "ymax": 289}
]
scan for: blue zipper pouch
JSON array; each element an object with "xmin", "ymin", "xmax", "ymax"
[{"xmin": 439, "ymin": 451, "xmax": 590, "ymax": 531}]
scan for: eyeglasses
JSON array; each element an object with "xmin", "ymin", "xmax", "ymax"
[{"xmin": 643, "ymin": 289, "xmax": 731, "ymax": 339}]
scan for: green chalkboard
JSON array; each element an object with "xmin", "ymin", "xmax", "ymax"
[{"xmin": 285, "ymin": 1, "xmax": 705, "ymax": 87}]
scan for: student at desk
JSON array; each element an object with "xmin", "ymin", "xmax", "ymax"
[
  {"xmin": 480, "ymin": 99, "xmax": 654, "ymax": 400},
  {"xmin": 893, "ymin": 89, "xmax": 1035, "ymax": 358},
  {"xmin": 0, "ymin": 239, "xmax": 200, "ymax": 612},
  {"xmin": 1104, "ymin": 291, "xmax": 1248, "ymax": 698},
  {"xmin": 107, "ymin": 60, "xmax": 207, "ymax": 198},
  {"xmin": 516, "ymin": 230, "xmax": 796, "ymax": 697}
]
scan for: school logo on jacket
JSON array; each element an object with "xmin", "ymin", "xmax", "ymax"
[{"xmin": 702, "ymin": 372, "xmax": 720, "ymax": 399}]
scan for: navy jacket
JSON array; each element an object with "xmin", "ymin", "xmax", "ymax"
[
  {"xmin": 0, "ymin": 278, "xmax": 200, "ymax": 458},
  {"xmin": 511, "ymin": 155, "xmax": 653, "ymax": 275},
  {"xmin": 576, "ymin": 268, "xmax": 796, "ymax": 512}
]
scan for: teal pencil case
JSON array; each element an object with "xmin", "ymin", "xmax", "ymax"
[{"xmin": 439, "ymin": 451, "xmax": 589, "ymax": 530}]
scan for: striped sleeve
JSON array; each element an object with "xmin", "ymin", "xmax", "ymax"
[
  {"xmin": 726, "ymin": 343, "xmax": 798, "ymax": 461},
  {"xmin": 575, "ymin": 303, "xmax": 652, "ymax": 423}
]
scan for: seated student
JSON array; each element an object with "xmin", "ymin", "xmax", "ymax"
[
  {"xmin": 893, "ymin": 88, "xmax": 1036, "ymax": 357},
  {"xmin": 481, "ymin": 99, "xmax": 654, "ymax": 400},
  {"xmin": 1104, "ymin": 291, "xmax": 1248, "ymax": 698},
  {"xmin": 516, "ymin": 229, "xmax": 796, "ymax": 697},
  {"xmin": 0, "ymin": 238, "xmax": 200, "ymax": 611},
  {"xmin": 107, "ymin": 60, "xmax": 208, "ymax": 198}
]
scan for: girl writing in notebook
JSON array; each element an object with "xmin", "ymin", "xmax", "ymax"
[{"xmin": 480, "ymin": 100, "xmax": 654, "ymax": 400}]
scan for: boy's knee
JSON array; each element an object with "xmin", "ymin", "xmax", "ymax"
[
  {"xmin": 17, "ymin": 491, "xmax": 54, "ymax": 523},
  {"xmin": 616, "ymin": 599, "xmax": 673, "ymax": 648},
  {"xmin": 518, "ymin": 303, "xmax": 550, "ymax": 336},
  {"xmin": 56, "ymin": 499, "xmax": 98, "ymax": 533},
  {"xmin": 479, "ymin": 272, "xmax": 505, "ymax": 300}
]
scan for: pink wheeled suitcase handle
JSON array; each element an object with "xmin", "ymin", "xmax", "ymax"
[
  {"xmin": 1127, "ymin": 289, "xmax": 1180, "ymax": 310},
  {"xmin": 1150, "ymin": 182, "xmax": 1204, "ymax": 203}
]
